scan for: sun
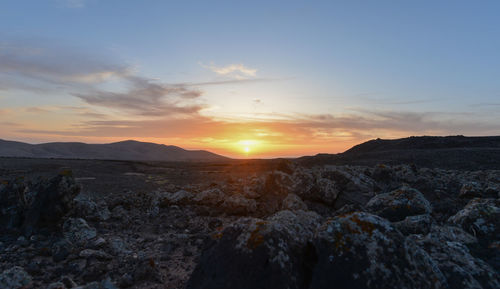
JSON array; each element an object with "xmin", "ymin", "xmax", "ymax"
[{"xmin": 237, "ymin": 139, "xmax": 259, "ymax": 156}]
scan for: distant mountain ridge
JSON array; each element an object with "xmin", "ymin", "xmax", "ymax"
[
  {"xmin": 0, "ymin": 139, "xmax": 229, "ymax": 162},
  {"xmin": 298, "ymin": 135, "xmax": 500, "ymax": 170}
]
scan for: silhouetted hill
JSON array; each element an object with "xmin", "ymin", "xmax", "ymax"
[
  {"xmin": 298, "ymin": 136, "xmax": 500, "ymax": 170},
  {"xmin": 0, "ymin": 139, "xmax": 229, "ymax": 162}
]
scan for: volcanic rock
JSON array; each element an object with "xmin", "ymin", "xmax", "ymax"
[{"xmin": 366, "ymin": 186, "xmax": 431, "ymax": 221}]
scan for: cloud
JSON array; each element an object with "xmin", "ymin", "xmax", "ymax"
[
  {"xmin": 16, "ymin": 109, "xmax": 499, "ymax": 149},
  {"xmin": 3, "ymin": 38, "xmax": 499, "ymax": 156},
  {"xmin": 73, "ymin": 76, "xmax": 205, "ymax": 116},
  {"xmin": 0, "ymin": 40, "xmax": 130, "ymax": 91},
  {"xmin": 202, "ymin": 63, "xmax": 257, "ymax": 79}
]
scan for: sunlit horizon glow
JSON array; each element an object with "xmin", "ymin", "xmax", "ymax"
[{"xmin": 1, "ymin": 1, "xmax": 499, "ymax": 158}]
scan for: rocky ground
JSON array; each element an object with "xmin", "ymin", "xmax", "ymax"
[{"xmin": 0, "ymin": 158, "xmax": 499, "ymax": 288}]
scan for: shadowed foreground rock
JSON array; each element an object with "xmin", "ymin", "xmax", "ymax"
[
  {"xmin": 186, "ymin": 210, "xmax": 321, "ymax": 289},
  {"xmin": 1, "ymin": 161, "xmax": 499, "ymax": 288},
  {"xmin": 0, "ymin": 172, "xmax": 80, "ymax": 236}
]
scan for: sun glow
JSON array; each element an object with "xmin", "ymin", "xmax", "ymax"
[{"xmin": 238, "ymin": 139, "xmax": 260, "ymax": 156}]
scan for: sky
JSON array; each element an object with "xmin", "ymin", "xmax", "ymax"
[{"xmin": 1, "ymin": 0, "xmax": 499, "ymax": 158}]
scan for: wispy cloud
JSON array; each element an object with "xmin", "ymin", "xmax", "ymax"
[
  {"xmin": 201, "ymin": 63, "xmax": 257, "ymax": 79},
  {"xmin": 73, "ymin": 76, "xmax": 204, "ymax": 116},
  {"xmin": 0, "ymin": 40, "xmax": 130, "ymax": 90}
]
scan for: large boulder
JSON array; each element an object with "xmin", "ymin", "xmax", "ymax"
[
  {"xmin": 310, "ymin": 212, "xmax": 444, "ymax": 289},
  {"xmin": 448, "ymin": 198, "xmax": 500, "ymax": 240},
  {"xmin": 292, "ymin": 169, "xmax": 339, "ymax": 206},
  {"xmin": 410, "ymin": 225, "xmax": 500, "ymax": 288},
  {"xmin": 187, "ymin": 210, "xmax": 321, "ymax": 289},
  {"xmin": 0, "ymin": 172, "xmax": 80, "ymax": 236},
  {"xmin": 366, "ymin": 186, "xmax": 431, "ymax": 221}
]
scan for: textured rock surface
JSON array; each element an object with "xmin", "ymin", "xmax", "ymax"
[
  {"xmin": 1, "ymin": 161, "xmax": 499, "ymax": 289},
  {"xmin": 282, "ymin": 193, "xmax": 308, "ymax": 211},
  {"xmin": 311, "ymin": 212, "xmax": 443, "ymax": 289},
  {"xmin": 63, "ymin": 218, "xmax": 97, "ymax": 247},
  {"xmin": 448, "ymin": 198, "xmax": 500, "ymax": 240},
  {"xmin": 393, "ymin": 214, "xmax": 434, "ymax": 235},
  {"xmin": 0, "ymin": 173, "xmax": 80, "ymax": 236},
  {"xmin": 187, "ymin": 210, "xmax": 321, "ymax": 289},
  {"xmin": 0, "ymin": 266, "xmax": 32, "ymax": 289},
  {"xmin": 366, "ymin": 186, "xmax": 432, "ymax": 221}
]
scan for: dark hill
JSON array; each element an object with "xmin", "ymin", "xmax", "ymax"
[
  {"xmin": 298, "ymin": 136, "xmax": 500, "ymax": 170},
  {"xmin": 0, "ymin": 139, "xmax": 229, "ymax": 162}
]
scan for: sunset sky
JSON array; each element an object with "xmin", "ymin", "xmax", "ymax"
[{"xmin": 1, "ymin": 1, "xmax": 500, "ymax": 158}]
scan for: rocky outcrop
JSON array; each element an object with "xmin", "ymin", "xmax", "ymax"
[
  {"xmin": 410, "ymin": 225, "xmax": 500, "ymax": 288},
  {"xmin": 187, "ymin": 210, "xmax": 321, "ymax": 289},
  {"xmin": 311, "ymin": 212, "xmax": 443, "ymax": 289},
  {"xmin": 0, "ymin": 172, "xmax": 80, "ymax": 236},
  {"xmin": 366, "ymin": 186, "xmax": 432, "ymax": 221},
  {"xmin": 448, "ymin": 198, "xmax": 500, "ymax": 240}
]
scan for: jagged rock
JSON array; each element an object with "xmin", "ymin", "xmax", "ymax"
[
  {"xmin": 448, "ymin": 198, "xmax": 500, "ymax": 240},
  {"xmin": 63, "ymin": 218, "xmax": 97, "ymax": 247},
  {"xmin": 321, "ymin": 166, "xmax": 376, "ymax": 207},
  {"xmin": 160, "ymin": 190, "xmax": 193, "ymax": 206},
  {"xmin": 73, "ymin": 195, "xmax": 110, "ymax": 221},
  {"xmin": 221, "ymin": 194, "xmax": 257, "ymax": 215},
  {"xmin": 311, "ymin": 212, "xmax": 445, "ymax": 289},
  {"xmin": 366, "ymin": 186, "xmax": 431, "ymax": 221},
  {"xmin": 281, "ymin": 193, "xmax": 308, "ymax": 211},
  {"xmin": 411, "ymin": 225, "xmax": 500, "ymax": 288},
  {"xmin": 459, "ymin": 182, "xmax": 483, "ymax": 199},
  {"xmin": 187, "ymin": 210, "xmax": 321, "ymax": 289},
  {"xmin": 0, "ymin": 266, "xmax": 32, "ymax": 289},
  {"xmin": 0, "ymin": 173, "xmax": 80, "ymax": 236},
  {"xmin": 292, "ymin": 169, "xmax": 339, "ymax": 205},
  {"xmin": 193, "ymin": 188, "xmax": 225, "ymax": 206},
  {"xmin": 393, "ymin": 214, "xmax": 434, "ymax": 235}
]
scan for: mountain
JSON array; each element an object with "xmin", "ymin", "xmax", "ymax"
[
  {"xmin": 0, "ymin": 139, "xmax": 229, "ymax": 162},
  {"xmin": 298, "ymin": 135, "xmax": 500, "ymax": 170}
]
